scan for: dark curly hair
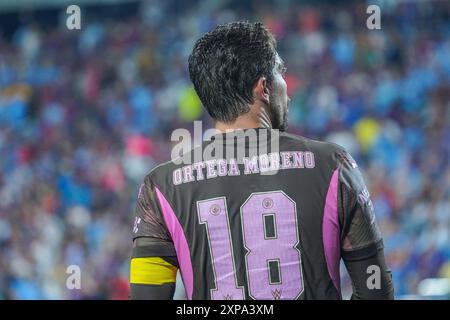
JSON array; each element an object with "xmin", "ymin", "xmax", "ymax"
[{"xmin": 188, "ymin": 21, "xmax": 277, "ymax": 123}]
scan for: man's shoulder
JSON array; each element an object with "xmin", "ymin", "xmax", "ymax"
[
  {"xmin": 141, "ymin": 158, "xmax": 178, "ymax": 187},
  {"xmin": 142, "ymin": 131, "xmax": 349, "ymax": 186},
  {"xmin": 280, "ymin": 131, "xmax": 346, "ymax": 156},
  {"xmin": 140, "ymin": 144, "xmax": 203, "ymax": 186}
]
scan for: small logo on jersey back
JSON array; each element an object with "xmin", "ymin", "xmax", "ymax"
[
  {"xmin": 272, "ymin": 289, "xmax": 282, "ymax": 299},
  {"xmin": 209, "ymin": 204, "xmax": 221, "ymax": 216},
  {"xmin": 262, "ymin": 198, "xmax": 274, "ymax": 209}
]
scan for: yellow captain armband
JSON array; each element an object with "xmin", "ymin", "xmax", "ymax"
[{"xmin": 130, "ymin": 257, "xmax": 178, "ymax": 285}]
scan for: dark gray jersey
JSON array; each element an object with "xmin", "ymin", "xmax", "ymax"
[{"xmin": 131, "ymin": 129, "xmax": 390, "ymax": 300}]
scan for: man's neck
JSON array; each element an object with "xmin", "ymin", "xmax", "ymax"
[{"xmin": 215, "ymin": 105, "xmax": 272, "ymax": 133}]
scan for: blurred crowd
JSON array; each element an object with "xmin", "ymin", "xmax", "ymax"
[{"xmin": 0, "ymin": 0, "xmax": 449, "ymax": 299}]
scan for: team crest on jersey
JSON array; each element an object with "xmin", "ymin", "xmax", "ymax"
[
  {"xmin": 209, "ymin": 204, "xmax": 221, "ymax": 216},
  {"xmin": 262, "ymin": 198, "xmax": 274, "ymax": 209}
]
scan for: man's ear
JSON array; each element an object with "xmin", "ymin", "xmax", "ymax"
[{"xmin": 253, "ymin": 77, "xmax": 270, "ymax": 105}]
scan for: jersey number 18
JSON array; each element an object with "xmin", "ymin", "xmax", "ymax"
[{"xmin": 197, "ymin": 191, "xmax": 304, "ymax": 300}]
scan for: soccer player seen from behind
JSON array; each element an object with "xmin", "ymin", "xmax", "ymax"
[{"xmin": 129, "ymin": 21, "xmax": 394, "ymax": 300}]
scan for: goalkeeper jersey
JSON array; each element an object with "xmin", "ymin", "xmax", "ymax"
[{"xmin": 130, "ymin": 128, "xmax": 387, "ymax": 300}]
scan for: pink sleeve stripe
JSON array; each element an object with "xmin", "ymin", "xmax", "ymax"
[
  {"xmin": 155, "ymin": 186, "xmax": 193, "ymax": 299},
  {"xmin": 322, "ymin": 168, "xmax": 341, "ymax": 296}
]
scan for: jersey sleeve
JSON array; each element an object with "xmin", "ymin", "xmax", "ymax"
[
  {"xmin": 335, "ymin": 150, "xmax": 394, "ymax": 299},
  {"xmin": 130, "ymin": 174, "xmax": 179, "ymax": 299},
  {"xmin": 131, "ymin": 174, "xmax": 177, "ymax": 259},
  {"xmin": 336, "ymin": 150, "xmax": 383, "ymax": 260}
]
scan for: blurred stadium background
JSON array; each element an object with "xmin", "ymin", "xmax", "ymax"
[{"xmin": 0, "ymin": 0, "xmax": 449, "ymax": 299}]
